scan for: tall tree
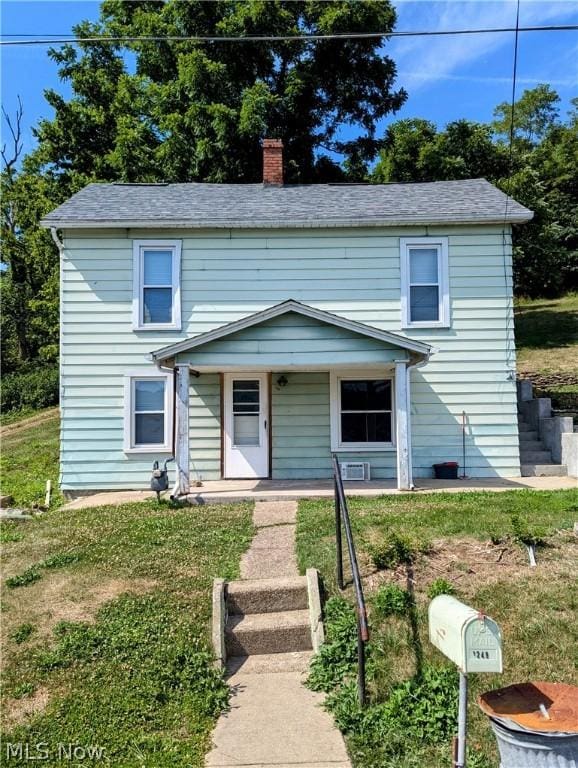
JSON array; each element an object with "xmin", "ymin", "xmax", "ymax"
[
  {"xmin": 492, "ymin": 83, "xmax": 560, "ymax": 147},
  {"xmin": 31, "ymin": 0, "xmax": 407, "ymax": 184},
  {"xmin": 373, "ymin": 86, "xmax": 577, "ymax": 297},
  {"xmin": 373, "ymin": 119, "xmax": 508, "ymax": 183}
]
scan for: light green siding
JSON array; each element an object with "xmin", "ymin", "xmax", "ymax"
[
  {"xmin": 60, "ymin": 225, "xmax": 519, "ymax": 490},
  {"xmin": 270, "ymin": 372, "xmax": 396, "ymax": 480},
  {"xmin": 175, "ymin": 312, "xmax": 407, "ymax": 369}
]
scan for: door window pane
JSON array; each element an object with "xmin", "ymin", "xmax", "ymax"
[
  {"xmin": 143, "ymin": 287, "xmax": 173, "ymax": 323},
  {"xmin": 410, "ymin": 285, "xmax": 439, "ymax": 322},
  {"xmin": 143, "ymin": 250, "xmax": 172, "ymax": 284},
  {"xmin": 234, "ymin": 414, "xmax": 259, "ymax": 446},
  {"xmin": 233, "ymin": 381, "xmax": 260, "ymax": 413},
  {"xmin": 135, "ymin": 413, "xmax": 165, "ymax": 445},
  {"xmin": 409, "ymin": 248, "xmax": 438, "ymax": 283}
]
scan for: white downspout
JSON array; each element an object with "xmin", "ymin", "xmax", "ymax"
[
  {"xmin": 174, "ymin": 363, "xmax": 190, "ymax": 497},
  {"xmin": 51, "ymin": 228, "xmax": 65, "ymax": 422},
  {"xmin": 403, "ymin": 348, "xmax": 436, "ymax": 491}
]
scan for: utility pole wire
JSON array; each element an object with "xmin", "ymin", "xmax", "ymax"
[{"xmin": 1, "ymin": 24, "xmax": 577, "ymax": 45}]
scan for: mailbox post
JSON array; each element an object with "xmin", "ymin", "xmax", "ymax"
[{"xmin": 429, "ymin": 596, "xmax": 503, "ymax": 768}]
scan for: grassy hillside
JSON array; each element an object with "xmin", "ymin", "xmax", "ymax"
[
  {"xmin": 0, "ymin": 409, "xmax": 61, "ymax": 508},
  {"xmin": 515, "ymin": 292, "xmax": 578, "ymax": 410}
]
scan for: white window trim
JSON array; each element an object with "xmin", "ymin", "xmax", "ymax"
[
  {"xmin": 330, "ymin": 370, "xmax": 395, "ymax": 452},
  {"xmin": 132, "ymin": 240, "xmax": 182, "ymax": 330},
  {"xmin": 400, "ymin": 237, "xmax": 450, "ymax": 329},
  {"xmin": 124, "ymin": 369, "xmax": 174, "ymax": 453}
]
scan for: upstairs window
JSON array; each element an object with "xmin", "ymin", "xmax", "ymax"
[
  {"xmin": 124, "ymin": 371, "xmax": 173, "ymax": 453},
  {"xmin": 133, "ymin": 240, "xmax": 181, "ymax": 330},
  {"xmin": 400, "ymin": 237, "xmax": 449, "ymax": 328}
]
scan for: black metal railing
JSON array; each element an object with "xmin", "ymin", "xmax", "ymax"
[{"xmin": 332, "ymin": 453, "xmax": 369, "ymax": 706}]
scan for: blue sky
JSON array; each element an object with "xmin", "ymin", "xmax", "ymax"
[{"xmin": 2, "ymin": 0, "xmax": 577, "ymax": 160}]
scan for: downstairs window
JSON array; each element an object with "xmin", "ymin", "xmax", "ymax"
[
  {"xmin": 124, "ymin": 371, "xmax": 173, "ymax": 453},
  {"xmin": 331, "ymin": 374, "xmax": 394, "ymax": 451}
]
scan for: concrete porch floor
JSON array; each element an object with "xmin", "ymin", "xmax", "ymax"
[{"xmin": 63, "ymin": 475, "xmax": 576, "ymax": 510}]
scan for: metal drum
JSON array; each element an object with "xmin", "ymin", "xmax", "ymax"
[
  {"xmin": 489, "ymin": 716, "xmax": 578, "ymax": 767},
  {"xmin": 479, "ymin": 682, "xmax": 578, "ymax": 768}
]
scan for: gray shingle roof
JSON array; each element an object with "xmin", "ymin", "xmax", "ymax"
[{"xmin": 41, "ymin": 178, "xmax": 533, "ymax": 229}]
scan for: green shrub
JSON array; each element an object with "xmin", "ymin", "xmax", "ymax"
[
  {"xmin": 308, "ymin": 597, "xmax": 361, "ymax": 693},
  {"xmin": 5, "ymin": 566, "xmax": 42, "ymax": 589},
  {"xmin": 511, "ymin": 514, "xmax": 547, "ymax": 547},
  {"xmin": 12, "ymin": 682, "xmax": 36, "ymax": 699},
  {"xmin": 41, "ymin": 552, "xmax": 81, "ymax": 569},
  {"xmin": 381, "ymin": 665, "xmax": 458, "ymax": 744},
  {"xmin": 0, "ymin": 526, "xmax": 23, "ymax": 544},
  {"xmin": 372, "ymin": 584, "xmax": 411, "ymax": 619},
  {"xmin": 323, "ymin": 665, "xmax": 458, "ymax": 752},
  {"xmin": 370, "ymin": 532, "xmax": 430, "ymax": 570},
  {"xmin": 427, "ymin": 578, "xmax": 456, "ymax": 599},
  {"xmin": 10, "ymin": 623, "xmax": 35, "ymax": 644},
  {"xmin": 1, "ymin": 364, "xmax": 59, "ymax": 414}
]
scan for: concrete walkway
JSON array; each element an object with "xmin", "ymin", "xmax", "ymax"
[
  {"xmin": 63, "ymin": 475, "xmax": 577, "ymax": 510},
  {"xmin": 206, "ymin": 500, "xmax": 351, "ymax": 768}
]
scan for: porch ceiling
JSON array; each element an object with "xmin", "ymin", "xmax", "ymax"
[{"xmin": 150, "ymin": 300, "xmax": 432, "ymax": 369}]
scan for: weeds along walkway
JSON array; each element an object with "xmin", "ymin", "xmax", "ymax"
[{"xmin": 206, "ymin": 500, "xmax": 350, "ymax": 768}]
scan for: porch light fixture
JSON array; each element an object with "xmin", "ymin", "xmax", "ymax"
[{"xmin": 277, "ymin": 375, "xmax": 288, "ymax": 388}]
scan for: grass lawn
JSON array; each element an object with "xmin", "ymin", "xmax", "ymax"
[
  {"xmin": 0, "ymin": 409, "xmax": 61, "ymax": 508},
  {"xmin": 1, "ymin": 499, "xmax": 254, "ymax": 766},
  {"xmin": 296, "ymin": 490, "xmax": 578, "ymax": 767},
  {"xmin": 515, "ymin": 292, "xmax": 578, "ymax": 409}
]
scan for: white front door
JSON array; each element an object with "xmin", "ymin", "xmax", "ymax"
[{"xmin": 224, "ymin": 374, "xmax": 269, "ymax": 478}]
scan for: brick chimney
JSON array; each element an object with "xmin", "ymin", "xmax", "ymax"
[{"xmin": 262, "ymin": 138, "xmax": 284, "ymax": 186}]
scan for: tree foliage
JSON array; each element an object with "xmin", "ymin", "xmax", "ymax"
[
  {"xmin": 1, "ymin": 0, "xmax": 576, "ymax": 387},
  {"xmin": 2, "ymin": 0, "xmax": 406, "ymax": 378},
  {"xmin": 373, "ymin": 87, "xmax": 578, "ymax": 297},
  {"xmin": 32, "ymin": 0, "xmax": 406, "ymax": 184}
]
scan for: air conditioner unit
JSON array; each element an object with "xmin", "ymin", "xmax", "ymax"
[{"xmin": 340, "ymin": 462, "xmax": 371, "ymax": 481}]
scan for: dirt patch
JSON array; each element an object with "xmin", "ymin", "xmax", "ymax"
[
  {"xmin": 39, "ymin": 574, "xmax": 157, "ymax": 626},
  {"xmin": 2, "ymin": 686, "xmax": 50, "ymax": 730},
  {"xmin": 2, "ymin": 573, "xmax": 157, "ymax": 650},
  {"xmin": 0, "ymin": 409, "xmax": 59, "ymax": 438},
  {"xmin": 363, "ymin": 533, "xmax": 578, "ymax": 598}
]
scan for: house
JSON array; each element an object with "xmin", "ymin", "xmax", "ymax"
[{"xmin": 41, "ymin": 140, "xmax": 534, "ymax": 497}]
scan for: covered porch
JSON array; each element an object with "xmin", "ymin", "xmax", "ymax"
[{"xmin": 149, "ymin": 301, "xmax": 432, "ymax": 495}]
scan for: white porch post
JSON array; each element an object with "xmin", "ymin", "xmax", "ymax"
[
  {"xmin": 175, "ymin": 364, "xmax": 190, "ymax": 495},
  {"xmin": 395, "ymin": 360, "xmax": 412, "ymax": 491}
]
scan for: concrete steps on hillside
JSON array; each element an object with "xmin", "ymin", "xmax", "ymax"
[
  {"xmin": 227, "ymin": 576, "xmax": 309, "ymax": 615},
  {"xmin": 212, "ymin": 570, "xmax": 324, "ymax": 671},
  {"xmin": 226, "ymin": 609, "xmax": 312, "ymax": 656},
  {"xmin": 518, "ymin": 412, "xmax": 568, "ymax": 477}
]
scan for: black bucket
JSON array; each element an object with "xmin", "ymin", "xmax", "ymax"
[{"xmin": 433, "ymin": 462, "xmax": 459, "ymax": 479}]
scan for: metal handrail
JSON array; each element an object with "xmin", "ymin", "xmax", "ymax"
[{"xmin": 331, "ymin": 453, "xmax": 369, "ymax": 706}]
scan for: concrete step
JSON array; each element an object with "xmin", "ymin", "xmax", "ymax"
[
  {"xmin": 226, "ymin": 609, "xmax": 312, "ymax": 656},
  {"xmin": 521, "ymin": 464, "xmax": 568, "ymax": 477},
  {"xmin": 518, "ymin": 431, "xmax": 539, "ymax": 442},
  {"xmin": 518, "ymin": 422, "xmax": 534, "ymax": 432},
  {"xmin": 227, "ymin": 576, "xmax": 308, "ymax": 616},
  {"xmin": 226, "ymin": 651, "xmax": 314, "ymax": 676},
  {"xmin": 519, "ymin": 450, "xmax": 553, "ymax": 463},
  {"xmin": 517, "ymin": 440, "xmax": 544, "ymax": 451}
]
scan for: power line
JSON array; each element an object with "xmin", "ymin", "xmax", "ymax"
[{"xmin": 1, "ymin": 24, "xmax": 577, "ymax": 46}]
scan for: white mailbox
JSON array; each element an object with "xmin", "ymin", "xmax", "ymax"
[{"xmin": 429, "ymin": 595, "xmax": 502, "ymax": 674}]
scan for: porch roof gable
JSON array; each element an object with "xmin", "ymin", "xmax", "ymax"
[{"xmin": 150, "ymin": 300, "xmax": 432, "ymax": 364}]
